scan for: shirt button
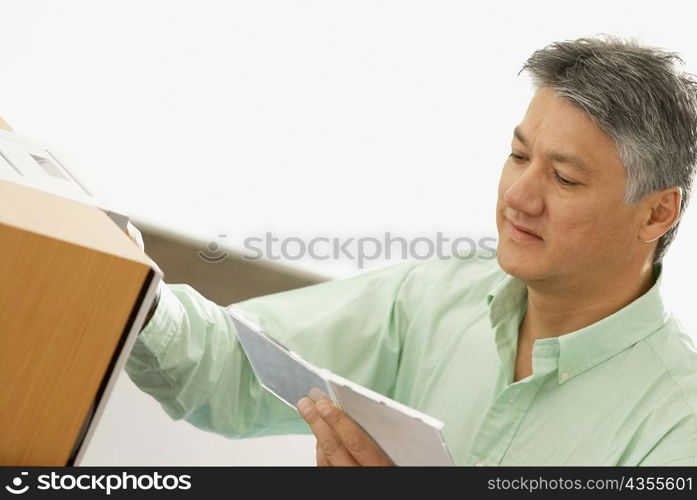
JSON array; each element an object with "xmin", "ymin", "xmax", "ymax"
[
  {"xmin": 560, "ymin": 371, "xmax": 569, "ymax": 381},
  {"xmin": 509, "ymin": 390, "xmax": 519, "ymax": 402}
]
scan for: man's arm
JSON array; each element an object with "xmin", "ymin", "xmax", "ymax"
[
  {"xmin": 637, "ymin": 413, "xmax": 697, "ymax": 466},
  {"xmin": 125, "ymin": 257, "xmax": 421, "ymax": 440}
]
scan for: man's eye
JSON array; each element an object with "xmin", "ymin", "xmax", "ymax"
[
  {"xmin": 554, "ymin": 171, "xmax": 578, "ymax": 186},
  {"xmin": 508, "ymin": 153, "xmax": 526, "ymax": 162}
]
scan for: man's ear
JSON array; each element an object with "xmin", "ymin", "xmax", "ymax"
[
  {"xmin": 638, "ymin": 187, "xmax": 682, "ymax": 243},
  {"xmin": 0, "ymin": 116, "xmax": 13, "ymax": 132}
]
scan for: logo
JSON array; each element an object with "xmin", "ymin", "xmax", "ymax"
[
  {"xmin": 5, "ymin": 472, "xmax": 29, "ymax": 495},
  {"xmin": 197, "ymin": 234, "xmax": 229, "ymax": 263}
]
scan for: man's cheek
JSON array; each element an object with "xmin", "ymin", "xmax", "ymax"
[{"xmin": 549, "ymin": 220, "xmax": 599, "ymax": 258}]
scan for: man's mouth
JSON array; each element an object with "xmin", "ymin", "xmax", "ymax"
[{"xmin": 506, "ymin": 218, "xmax": 544, "ymax": 242}]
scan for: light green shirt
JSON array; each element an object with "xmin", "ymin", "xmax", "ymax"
[{"xmin": 125, "ymin": 255, "xmax": 697, "ymax": 465}]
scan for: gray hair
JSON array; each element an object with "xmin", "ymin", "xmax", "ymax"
[{"xmin": 520, "ymin": 35, "xmax": 697, "ymax": 264}]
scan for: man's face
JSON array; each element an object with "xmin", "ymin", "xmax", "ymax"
[{"xmin": 496, "ymin": 87, "xmax": 644, "ymax": 285}]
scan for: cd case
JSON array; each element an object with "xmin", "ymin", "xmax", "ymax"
[{"xmin": 227, "ymin": 307, "xmax": 454, "ymax": 466}]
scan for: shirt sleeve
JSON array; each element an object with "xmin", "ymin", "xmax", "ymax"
[
  {"xmin": 637, "ymin": 414, "xmax": 697, "ymax": 466},
  {"xmin": 124, "ymin": 260, "xmax": 421, "ymax": 439},
  {"xmin": 647, "ymin": 456, "xmax": 697, "ymax": 466}
]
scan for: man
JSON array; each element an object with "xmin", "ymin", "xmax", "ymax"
[{"xmin": 126, "ymin": 35, "xmax": 697, "ymax": 465}]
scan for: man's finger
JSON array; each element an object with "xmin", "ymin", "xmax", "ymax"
[
  {"xmin": 316, "ymin": 443, "xmax": 330, "ymax": 467},
  {"xmin": 314, "ymin": 398, "xmax": 393, "ymax": 466},
  {"xmin": 297, "ymin": 397, "xmax": 358, "ymax": 466}
]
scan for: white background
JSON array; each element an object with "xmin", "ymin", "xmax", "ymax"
[{"xmin": 1, "ymin": 1, "xmax": 695, "ymax": 465}]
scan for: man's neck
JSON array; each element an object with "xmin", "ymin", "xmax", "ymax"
[{"xmin": 520, "ymin": 260, "xmax": 656, "ymax": 342}]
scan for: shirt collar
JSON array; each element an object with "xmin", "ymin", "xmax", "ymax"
[{"xmin": 486, "ymin": 263, "xmax": 670, "ymax": 384}]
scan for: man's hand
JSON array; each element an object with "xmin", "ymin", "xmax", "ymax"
[{"xmin": 296, "ymin": 397, "xmax": 394, "ymax": 466}]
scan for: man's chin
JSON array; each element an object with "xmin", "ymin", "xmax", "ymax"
[{"xmin": 496, "ymin": 243, "xmax": 544, "ymax": 281}]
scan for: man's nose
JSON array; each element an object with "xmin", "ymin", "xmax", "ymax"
[{"xmin": 503, "ymin": 164, "xmax": 544, "ymax": 216}]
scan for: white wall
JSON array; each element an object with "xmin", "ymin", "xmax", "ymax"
[{"xmin": 1, "ymin": 0, "xmax": 695, "ymax": 465}]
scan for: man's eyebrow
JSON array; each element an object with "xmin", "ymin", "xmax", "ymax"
[
  {"xmin": 545, "ymin": 151, "xmax": 594, "ymax": 177},
  {"xmin": 513, "ymin": 126, "xmax": 528, "ymax": 146},
  {"xmin": 512, "ymin": 126, "xmax": 593, "ymax": 177}
]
